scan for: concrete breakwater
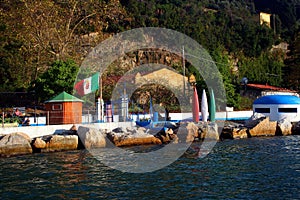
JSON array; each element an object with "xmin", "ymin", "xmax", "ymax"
[{"xmin": 0, "ymin": 116, "xmax": 299, "ymax": 157}]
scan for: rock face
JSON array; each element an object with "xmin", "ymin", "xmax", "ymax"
[
  {"xmin": 185, "ymin": 122, "xmax": 219, "ymax": 142},
  {"xmin": 32, "ymin": 135, "xmax": 78, "ymax": 152},
  {"xmin": 232, "ymin": 128, "xmax": 248, "ymax": 139},
  {"xmin": 43, "ymin": 135, "xmax": 78, "ymax": 152},
  {"xmin": 0, "ymin": 132, "xmax": 32, "ymax": 157},
  {"xmin": 203, "ymin": 123, "xmax": 219, "ymax": 141},
  {"xmin": 77, "ymin": 126, "xmax": 106, "ymax": 149},
  {"xmin": 292, "ymin": 121, "xmax": 300, "ymax": 135},
  {"xmin": 276, "ymin": 119, "xmax": 292, "ymax": 136},
  {"xmin": 108, "ymin": 126, "xmax": 162, "ymax": 147},
  {"xmin": 246, "ymin": 116, "xmax": 277, "ymax": 137},
  {"xmin": 186, "ymin": 122, "xmax": 199, "ymax": 142},
  {"xmin": 33, "ymin": 137, "xmax": 46, "ymax": 149}
]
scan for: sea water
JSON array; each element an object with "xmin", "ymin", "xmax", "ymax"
[{"xmin": 0, "ymin": 136, "xmax": 299, "ymax": 199}]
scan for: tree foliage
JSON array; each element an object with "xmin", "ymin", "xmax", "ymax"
[
  {"xmin": 0, "ymin": 0, "xmax": 299, "ymax": 109},
  {"xmin": 284, "ymin": 31, "xmax": 300, "ymax": 91},
  {"xmin": 238, "ymin": 51, "xmax": 284, "ymax": 86},
  {"xmin": 34, "ymin": 60, "xmax": 79, "ymax": 102}
]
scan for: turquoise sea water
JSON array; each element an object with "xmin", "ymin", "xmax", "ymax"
[{"xmin": 0, "ymin": 136, "xmax": 299, "ymax": 199}]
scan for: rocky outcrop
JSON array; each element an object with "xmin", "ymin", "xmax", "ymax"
[
  {"xmin": 276, "ymin": 119, "xmax": 292, "ymax": 136},
  {"xmin": 185, "ymin": 122, "xmax": 219, "ymax": 142},
  {"xmin": 244, "ymin": 113, "xmax": 266, "ymax": 127},
  {"xmin": 43, "ymin": 135, "xmax": 78, "ymax": 152},
  {"xmin": 201, "ymin": 123, "xmax": 219, "ymax": 141},
  {"xmin": 107, "ymin": 127, "xmax": 162, "ymax": 147},
  {"xmin": 33, "ymin": 137, "xmax": 46, "ymax": 149},
  {"xmin": 231, "ymin": 128, "xmax": 248, "ymax": 139},
  {"xmin": 292, "ymin": 121, "xmax": 300, "ymax": 135},
  {"xmin": 77, "ymin": 126, "xmax": 107, "ymax": 149},
  {"xmin": 154, "ymin": 128, "xmax": 178, "ymax": 144},
  {"xmin": 221, "ymin": 122, "xmax": 248, "ymax": 140},
  {"xmin": 186, "ymin": 122, "xmax": 199, "ymax": 142},
  {"xmin": 0, "ymin": 132, "xmax": 32, "ymax": 157},
  {"xmin": 246, "ymin": 116, "xmax": 277, "ymax": 137},
  {"xmin": 32, "ymin": 134, "xmax": 78, "ymax": 152}
]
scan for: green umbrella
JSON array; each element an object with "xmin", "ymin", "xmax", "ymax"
[{"xmin": 209, "ymin": 88, "xmax": 216, "ymax": 122}]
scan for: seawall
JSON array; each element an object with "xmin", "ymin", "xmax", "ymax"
[{"xmin": 0, "ymin": 122, "xmax": 135, "ymax": 139}]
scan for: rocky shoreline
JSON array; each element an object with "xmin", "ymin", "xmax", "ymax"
[{"xmin": 0, "ymin": 115, "xmax": 299, "ymax": 157}]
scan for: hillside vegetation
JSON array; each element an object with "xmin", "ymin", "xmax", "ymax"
[{"xmin": 0, "ymin": 0, "xmax": 299, "ymax": 109}]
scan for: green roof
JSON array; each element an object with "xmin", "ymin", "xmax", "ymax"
[{"xmin": 45, "ymin": 91, "xmax": 84, "ymax": 103}]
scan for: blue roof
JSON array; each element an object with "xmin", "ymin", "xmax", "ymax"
[{"xmin": 253, "ymin": 95, "xmax": 300, "ymax": 105}]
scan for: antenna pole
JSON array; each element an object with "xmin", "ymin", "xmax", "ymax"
[{"xmin": 183, "ymin": 46, "xmax": 186, "ymax": 96}]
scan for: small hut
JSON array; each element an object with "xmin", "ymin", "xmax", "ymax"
[
  {"xmin": 253, "ymin": 95, "xmax": 300, "ymax": 122},
  {"xmin": 45, "ymin": 91, "xmax": 84, "ymax": 125}
]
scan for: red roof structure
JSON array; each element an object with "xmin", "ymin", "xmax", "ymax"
[{"xmin": 246, "ymin": 83, "xmax": 295, "ymax": 92}]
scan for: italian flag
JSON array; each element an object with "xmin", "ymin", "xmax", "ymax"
[{"xmin": 74, "ymin": 72, "xmax": 99, "ymax": 96}]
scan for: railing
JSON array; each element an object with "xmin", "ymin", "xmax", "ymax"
[{"xmin": 1, "ymin": 105, "xmax": 132, "ymax": 127}]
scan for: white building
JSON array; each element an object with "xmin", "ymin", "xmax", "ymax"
[{"xmin": 253, "ymin": 95, "xmax": 300, "ymax": 122}]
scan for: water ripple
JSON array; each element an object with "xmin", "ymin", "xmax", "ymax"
[{"xmin": 0, "ymin": 136, "xmax": 299, "ymax": 199}]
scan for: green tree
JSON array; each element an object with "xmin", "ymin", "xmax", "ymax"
[
  {"xmin": 0, "ymin": 22, "xmax": 30, "ymax": 92},
  {"xmin": 211, "ymin": 47, "xmax": 241, "ymax": 108},
  {"xmin": 33, "ymin": 60, "xmax": 79, "ymax": 102},
  {"xmin": 238, "ymin": 51, "xmax": 284, "ymax": 86},
  {"xmin": 284, "ymin": 31, "xmax": 300, "ymax": 91}
]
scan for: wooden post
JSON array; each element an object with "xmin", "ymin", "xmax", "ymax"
[{"xmin": 47, "ymin": 111, "xmax": 50, "ymax": 125}]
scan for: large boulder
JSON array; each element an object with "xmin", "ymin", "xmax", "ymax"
[
  {"xmin": 244, "ymin": 113, "xmax": 266, "ymax": 127},
  {"xmin": 232, "ymin": 128, "xmax": 248, "ymax": 139},
  {"xmin": 276, "ymin": 119, "xmax": 292, "ymax": 136},
  {"xmin": 204, "ymin": 123, "xmax": 219, "ymax": 141},
  {"xmin": 220, "ymin": 127, "xmax": 248, "ymax": 140},
  {"xmin": 32, "ymin": 137, "xmax": 46, "ymax": 149},
  {"xmin": 108, "ymin": 126, "xmax": 162, "ymax": 147},
  {"xmin": 247, "ymin": 116, "xmax": 277, "ymax": 137},
  {"xmin": 113, "ymin": 136, "xmax": 162, "ymax": 147},
  {"xmin": 292, "ymin": 121, "xmax": 300, "ymax": 135},
  {"xmin": 78, "ymin": 126, "xmax": 106, "ymax": 149},
  {"xmin": 154, "ymin": 127, "xmax": 179, "ymax": 144},
  {"xmin": 185, "ymin": 122, "xmax": 219, "ymax": 142},
  {"xmin": 42, "ymin": 135, "xmax": 78, "ymax": 152},
  {"xmin": 165, "ymin": 128, "xmax": 178, "ymax": 143},
  {"xmin": 0, "ymin": 132, "xmax": 32, "ymax": 157},
  {"xmin": 186, "ymin": 122, "xmax": 199, "ymax": 142}
]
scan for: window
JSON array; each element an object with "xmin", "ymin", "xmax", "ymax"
[
  {"xmin": 255, "ymin": 108, "xmax": 270, "ymax": 113},
  {"xmin": 52, "ymin": 104, "xmax": 62, "ymax": 111},
  {"xmin": 278, "ymin": 108, "xmax": 297, "ymax": 113}
]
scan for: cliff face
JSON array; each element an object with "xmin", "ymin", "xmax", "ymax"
[{"xmin": 116, "ymin": 49, "xmax": 183, "ymax": 71}]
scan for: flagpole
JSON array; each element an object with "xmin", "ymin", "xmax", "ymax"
[
  {"xmin": 100, "ymin": 75, "xmax": 104, "ymax": 122},
  {"xmin": 97, "ymin": 74, "xmax": 104, "ymax": 122},
  {"xmin": 182, "ymin": 46, "xmax": 186, "ymax": 96}
]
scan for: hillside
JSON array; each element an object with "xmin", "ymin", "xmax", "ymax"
[{"xmin": 0, "ymin": 0, "xmax": 299, "ymax": 108}]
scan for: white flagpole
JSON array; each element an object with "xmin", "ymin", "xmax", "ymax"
[
  {"xmin": 97, "ymin": 75, "xmax": 104, "ymax": 122},
  {"xmin": 100, "ymin": 76, "xmax": 104, "ymax": 122}
]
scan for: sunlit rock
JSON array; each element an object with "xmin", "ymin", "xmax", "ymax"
[
  {"xmin": 232, "ymin": 128, "xmax": 248, "ymax": 139},
  {"xmin": 33, "ymin": 137, "xmax": 46, "ymax": 149},
  {"xmin": 0, "ymin": 132, "xmax": 32, "ymax": 156},
  {"xmin": 276, "ymin": 119, "xmax": 292, "ymax": 136},
  {"xmin": 78, "ymin": 126, "xmax": 106, "ymax": 149},
  {"xmin": 42, "ymin": 135, "xmax": 78, "ymax": 152},
  {"xmin": 205, "ymin": 123, "xmax": 219, "ymax": 141},
  {"xmin": 247, "ymin": 116, "xmax": 277, "ymax": 137},
  {"xmin": 186, "ymin": 122, "xmax": 198, "ymax": 142},
  {"xmin": 108, "ymin": 126, "xmax": 162, "ymax": 147}
]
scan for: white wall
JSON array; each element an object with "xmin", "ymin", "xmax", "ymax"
[
  {"xmin": 253, "ymin": 104, "xmax": 300, "ymax": 122},
  {"xmin": 0, "ymin": 122, "xmax": 134, "ymax": 139},
  {"xmin": 130, "ymin": 111, "xmax": 253, "ymax": 121}
]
